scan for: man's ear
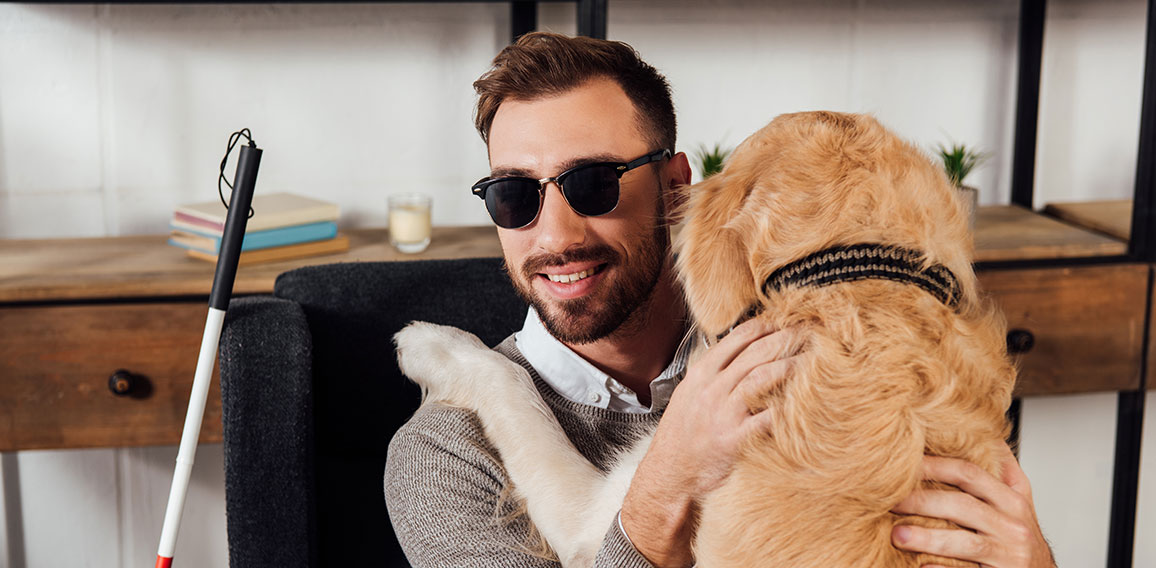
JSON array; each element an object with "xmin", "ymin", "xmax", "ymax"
[{"xmin": 662, "ymin": 151, "xmax": 693, "ymax": 223}]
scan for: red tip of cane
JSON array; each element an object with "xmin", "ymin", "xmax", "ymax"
[{"xmin": 155, "ymin": 555, "xmax": 173, "ymax": 568}]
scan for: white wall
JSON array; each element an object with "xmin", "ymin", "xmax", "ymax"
[
  {"xmin": 0, "ymin": 1, "xmax": 1150, "ymax": 567},
  {"xmin": 1136, "ymin": 391, "xmax": 1156, "ymax": 567},
  {"xmin": 1037, "ymin": 0, "xmax": 1148, "ymax": 206},
  {"xmin": 0, "ymin": 444, "xmax": 227, "ymax": 567},
  {"xmin": 1020, "ymin": 393, "xmax": 1119, "ymax": 567}
]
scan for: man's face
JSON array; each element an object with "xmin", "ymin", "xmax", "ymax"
[{"xmin": 486, "ymin": 78, "xmax": 670, "ymax": 345}]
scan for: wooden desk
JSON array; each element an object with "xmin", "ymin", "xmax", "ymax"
[
  {"xmin": 0, "ymin": 227, "xmax": 502, "ymax": 451},
  {"xmin": 0, "ymin": 212, "xmax": 1146, "ymax": 450}
]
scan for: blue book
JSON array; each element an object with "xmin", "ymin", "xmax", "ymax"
[{"xmin": 169, "ymin": 220, "xmax": 338, "ymax": 254}]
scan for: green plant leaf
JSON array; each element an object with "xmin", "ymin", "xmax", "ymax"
[
  {"xmin": 695, "ymin": 143, "xmax": 732, "ymax": 179},
  {"xmin": 937, "ymin": 142, "xmax": 989, "ymax": 187}
]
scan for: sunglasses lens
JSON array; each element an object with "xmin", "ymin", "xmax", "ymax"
[
  {"xmin": 478, "ymin": 163, "xmax": 625, "ymax": 229},
  {"xmin": 484, "ymin": 180, "xmax": 541, "ymax": 229},
  {"xmin": 561, "ymin": 165, "xmax": 620, "ymax": 217}
]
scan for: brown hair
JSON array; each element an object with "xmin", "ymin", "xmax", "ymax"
[{"xmin": 473, "ymin": 32, "xmax": 676, "ymax": 152}]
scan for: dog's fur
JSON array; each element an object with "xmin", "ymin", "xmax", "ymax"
[{"xmin": 395, "ymin": 111, "xmax": 1016, "ymax": 567}]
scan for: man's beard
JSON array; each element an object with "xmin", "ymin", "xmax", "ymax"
[{"xmin": 508, "ymin": 204, "xmax": 669, "ymax": 345}]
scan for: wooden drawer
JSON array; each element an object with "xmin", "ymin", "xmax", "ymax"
[
  {"xmin": 978, "ymin": 264, "xmax": 1149, "ymax": 396},
  {"xmin": 0, "ymin": 302, "xmax": 221, "ymax": 451}
]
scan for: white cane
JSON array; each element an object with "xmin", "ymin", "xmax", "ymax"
[{"xmin": 156, "ymin": 131, "xmax": 262, "ymax": 568}]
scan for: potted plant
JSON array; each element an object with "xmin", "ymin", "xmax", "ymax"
[
  {"xmin": 694, "ymin": 142, "xmax": 732, "ymax": 180},
  {"xmin": 937, "ymin": 142, "xmax": 988, "ymax": 231}
]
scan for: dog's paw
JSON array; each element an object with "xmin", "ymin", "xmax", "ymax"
[
  {"xmin": 395, "ymin": 321, "xmax": 488, "ymax": 359},
  {"xmin": 394, "ymin": 321, "xmax": 526, "ymax": 407},
  {"xmin": 394, "ymin": 321, "xmax": 489, "ymax": 397}
]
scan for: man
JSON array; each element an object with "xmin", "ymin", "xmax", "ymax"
[{"xmin": 385, "ymin": 32, "xmax": 1054, "ymax": 568}]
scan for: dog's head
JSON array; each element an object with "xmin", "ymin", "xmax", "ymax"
[{"xmin": 675, "ymin": 111, "xmax": 976, "ymax": 338}]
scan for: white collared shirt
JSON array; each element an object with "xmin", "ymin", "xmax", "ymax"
[{"xmin": 514, "ymin": 308, "xmax": 691, "ymax": 414}]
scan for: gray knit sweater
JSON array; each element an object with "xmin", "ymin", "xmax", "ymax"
[{"xmin": 385, "ymin": 336, "xmax": 665, "ymax": 567}]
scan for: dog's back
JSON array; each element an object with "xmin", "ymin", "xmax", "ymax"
[{"xmin": 676, "ymin": 112, "xmax": 1016, "ymax": 567}]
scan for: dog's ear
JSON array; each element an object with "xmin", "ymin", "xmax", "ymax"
[{"xmin": 675, "ymin": 172, "xmax": 759, "ymax": 338}]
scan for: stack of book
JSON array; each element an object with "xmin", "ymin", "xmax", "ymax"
[{"xmin": 169, "ymin": 193, "xmax": 349, "ymax": 265}]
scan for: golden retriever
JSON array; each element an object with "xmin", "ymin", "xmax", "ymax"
[{"xmin": 395, "ymin": 111, "xmax": 1016, "ymax": 567}]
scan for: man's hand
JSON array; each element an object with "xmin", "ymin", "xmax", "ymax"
[
  {"xmin": 891, "ymin": 443, "xmax": 1056, "ymax": 568},
  {"xmin": 621, "ymin": 319, "xmax": 800, "ymax": 567}
]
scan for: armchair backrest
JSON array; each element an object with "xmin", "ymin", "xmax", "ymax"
[{"xmin": 220, "ymin": 258, "xmax": 526, "ymax": 567}]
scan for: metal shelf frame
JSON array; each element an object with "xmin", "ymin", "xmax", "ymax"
[{"xmin": 1009, "ymin": 1, "xmax": 1153, "ymax": 565}]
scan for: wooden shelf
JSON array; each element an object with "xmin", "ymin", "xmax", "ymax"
[
  {"xmin": 974, "ymin": 204, "xmax": 1128, "ymax": 262},
  {"xmin": 0, "ymin": 226, "xmax": 502, "ymax": 304},
  {"xmin": 0, "ymin": 225, "xmax": 502, "ymax": 451},
  {"xmin": 1042, "ymin": 199, "xmax": 1133, "ymax": 241}
]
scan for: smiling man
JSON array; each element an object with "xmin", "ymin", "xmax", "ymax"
[
  {"xmin": 385, "ymin": 32, "xmax": 1054, "ymax": 568},
  {"xmin": 481, "ymin": 76, "xmax": 685, "ymax": 395}
]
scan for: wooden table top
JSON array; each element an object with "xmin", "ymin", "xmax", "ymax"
[
  {"xmin": 1042, "ymin": 199, "xmax": 1132, "ymax": 241},
  {"xmin": 974, "ymin": 204, "xmax": 1127, "ymax": 262},
  {"xmin": 0, "ymin": 226, "xmax": 503, "ymax": 303},
  {"xmin": 0, "ymin": 205, "xmax": 1130, "ymax": 304}
]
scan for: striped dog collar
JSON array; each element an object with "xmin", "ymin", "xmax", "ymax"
[
  {"xmin": 706, "ymin": 244, "xmax": 961, "ymax": 347},
  {"xmin": 763, "ymin": 243, "xmax": 962, "ymax": 309}
]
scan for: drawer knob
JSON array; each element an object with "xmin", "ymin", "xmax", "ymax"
[
  {"xmin": 1007, "ymin": 329, "xmax": 1035, "ymax": 354},
  {"xmin": 108, "ymin": 369, "xmax": 137, "ymax": 396}
]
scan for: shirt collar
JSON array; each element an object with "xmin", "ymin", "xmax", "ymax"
[{"xmin": 514, "ymin": 308, "xmax": 691, "ymax": 414}]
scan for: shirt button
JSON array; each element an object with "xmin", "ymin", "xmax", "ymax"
[{"xmin": 588, "ymin": 392, "xmax": 602, "ymax": 404}]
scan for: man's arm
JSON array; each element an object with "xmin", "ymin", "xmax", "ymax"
[
  {"xmin": 385, "ymin": 403, "xmax": 653, "ymax": 568},
  {"xmin": 620, "ymin": 320, "xmax": 801, "ymax": 567},
  {"xmin": 890, "ymin": 444, "xmax": 1056, "ymax": 568}
]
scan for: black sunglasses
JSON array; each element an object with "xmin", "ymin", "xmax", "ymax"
[{"xmin": 472, "ymin": 148, "xmax": 671, "ymax": 229}]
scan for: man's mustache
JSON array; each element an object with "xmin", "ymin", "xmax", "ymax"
[{"xmin": 520, "ymin": 245, "xmax": 620, "ymax": 279}]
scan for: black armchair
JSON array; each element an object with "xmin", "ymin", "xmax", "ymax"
[{"xmin": 218, "ymin": 258, "xmax": 526, "ymax": 567}]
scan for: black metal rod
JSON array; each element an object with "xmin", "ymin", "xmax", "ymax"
[
  {"xmin": 1130, "ymin": 0, "xmax": 1156, "ymax": 262},
  {"xmin": 1108, "ymin": 390, "xmax": 1148, "ymax": 568},
  {"xmin": 1010, "ymin": 0, "xmax": 1046, "ymax": 209},
  {"xmin": 576, "ymin": 0, "xmax": 607, "ymax": 39},
  {"xmin": 1106, "ymin": 264, "xmax": 1151, "ymax": 568},
  {"xmin": 510, "ymin": 1, "xmax": 537, "ymax": 43}
]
